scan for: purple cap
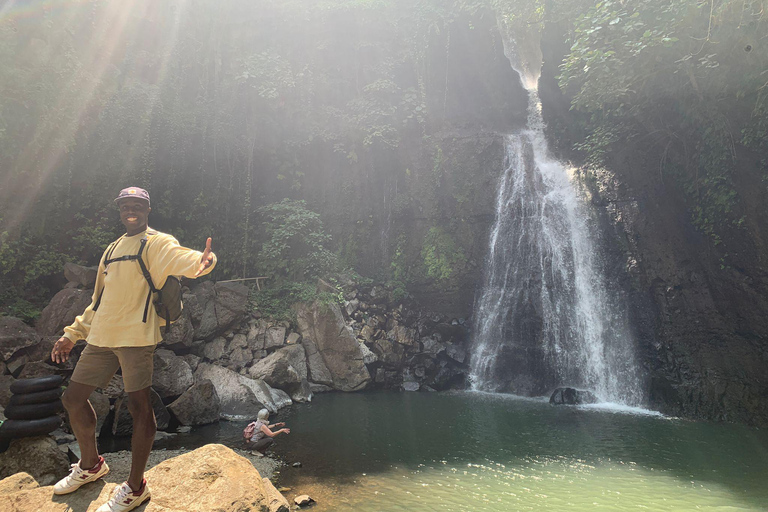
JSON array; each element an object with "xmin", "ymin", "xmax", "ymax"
[{"xmin": 114, "ymin": 187, "xmax": 150, "ymax": 205}]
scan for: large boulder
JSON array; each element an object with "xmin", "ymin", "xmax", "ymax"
[
  {"xmin": 0, "ymin": 317, "xmax": 39, "ymax": 362},
  {"xmin": 295, "ymin": 301, "xmax": 370, "ymax": 392},
  {"xmin": 63, "ymin": 262, "xmax": 98, "ymax": 288},
  {"xmin": 0, "ymin": 436, "xmax": 70, "ymax": 486},
  {"xmin": 193, "ymin": 282, "xmax": 249, "ymax": 340},
  {"xmin": 248, "ymin": 344, "xmax": 307, "ymax": 392},
  {"xmin": 112, "ymin": 388, "xmax": 170, "ymax": 436},
  {"xmin": 0, "ymin": 444, "xmax": 289, "ymax": 512},
  {"xmin": 194, "ymin": 363, "xmax": 278, "ymax": 418},
  {"xmin": 35, "ymin": 288, "xmax": 93, "ymax": 337},
  {"xmin": 549, "ymin": 387, "xmax": 599, "ymax": 405},
  {"xmin": 168, "ymin": 379, "xmax": 221, "ymax": 426},
  {"xmin": 299, "ymin": 339, "xmax": 333, "ymax": 386},
  {"xmin": 152, "ymin": 349, "xmax": 194, "ymax": 398},
  {"xmin": 161, "ymin": 308, "xmax": 195, "ymax": 347},
  {"xmin": 0, "ymin": 472, "xmax": 39, "ymax": 494}
]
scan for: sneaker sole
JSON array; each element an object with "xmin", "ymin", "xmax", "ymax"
[{"xmin": 53, "ymin": 466, "xmax": 110, "ymax": 495}]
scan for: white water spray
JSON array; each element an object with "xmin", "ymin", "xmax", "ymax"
[{"xmin": 469, "ymin": 20, "xmax": 642, "ymax": 405}]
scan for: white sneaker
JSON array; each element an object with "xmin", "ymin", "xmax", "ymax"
[
  {"xmin": 96, "ymin": 480, "xmax": 151, "ymax": 512},
  {"xmin": 53, "ymin": 456, "xmax": 110, "ymax": 495}
]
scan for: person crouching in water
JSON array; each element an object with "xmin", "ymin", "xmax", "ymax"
[{"xmin": 244, "ymin": 409, "xmax": 290, "ymax": 456}]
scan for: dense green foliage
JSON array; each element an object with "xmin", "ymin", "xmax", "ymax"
[
  {"xmin": 554, "ymin": 0, "xmax": 768, "ymax": 243},
  {"xmin": 257, "ymin": 199, "xmax": 338, "ymax": 283},
  {"xmin": 0, "ymin": 0, "xmax": 495, "ymax": 317},
  {"xmin": 1, "ymin": 0, "xmax": 765, "ymax": 319}
]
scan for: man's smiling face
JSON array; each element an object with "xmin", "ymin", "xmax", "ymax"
[{"xmin": 118, "ymin": 197, "xmax": 151, "ymax": 235}]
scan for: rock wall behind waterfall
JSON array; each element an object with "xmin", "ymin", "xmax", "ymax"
[{"xmin": 539, "ymin": 24, "xmax": 768, "ymax": 426}]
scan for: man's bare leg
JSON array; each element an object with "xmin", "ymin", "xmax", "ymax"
[
  {"xmin": 61, "ymin": 381, "xmax": 100, "ymax": 469},
  {"xmin": 126, "ymin": 387, "xmax": 156, "ymax": 491}
]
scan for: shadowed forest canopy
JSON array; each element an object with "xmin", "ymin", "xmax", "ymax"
[{"xmin": 0, "ymin": 0, "xmax": 766, "ymax": 321}]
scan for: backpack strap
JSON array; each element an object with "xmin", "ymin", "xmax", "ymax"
[
  {"xmin": 93, "ymin": 238, "xmax": 122, "ymax": 312},
  {"xmin": 135, "ymin": 237, "xmax": 158, "ymax": 323}
]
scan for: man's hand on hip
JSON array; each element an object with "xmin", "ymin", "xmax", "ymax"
[
  {"xmin": 194, "ymin": 237, "xmax": 215, "ymax": 277},
  {"xmin": 52, "ymin": 336, "xmax": 75, "ymax": 364}
]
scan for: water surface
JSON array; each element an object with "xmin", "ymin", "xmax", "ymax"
[{"xmin": 146, "ymin": 391, "xmax": 768, "ymax": 511}]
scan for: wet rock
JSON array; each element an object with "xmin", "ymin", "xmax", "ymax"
[
  {"xmin": 290, "ymin": 379, "xmax": 313, "ymax": 403},
  {"xmin": 421, "ymin": 336, "xmax": 446, "ymax": 356},
  {"xmin": 308, "ymin": 383, "xmax": 334, "ymax": 394},
  {"xmin": 168, "ymin": 379, "xmax": 221, "ymax": 426},
  {"xmin": 152, "ymin": 349, "xmax": 194, "ymax": 398},
  {"xmin": 0, "ymin": 436, "xmax": 70, "ymax": 486},
  {"xmin": 445, "ymin": 343, "xmax": 467, "ymax": 364},
  {"xmin": 549, "ymin": 387, "xmax": 599, "ymax": 405},
  {"xmin": 0, "ymin": 317, "xmax": 39, "ymax": 362},
  {"xmin": 359, "ymin": 342, "xmax": 378, "ymax": 365},
  {"xmin": 431, "ymin": 366, "xmax": 465, "ymax": 390},
  {"xmin": 262, "ymin": 477, "xmax": 291, "ymax": 512},
  {"xmin": 402, "ymin": 381, "xmax": 420, "ymax": 392},
  {"xmin": 268, "ymin": 386, "xmax": 293, "ymax": 409},
  {"xmin": 35, "ymin": 289, "xmax": 92, "ymax": 337},
  {"xmin": 294, "ymin": 494, "xmax": 315, "ymax": 507}
]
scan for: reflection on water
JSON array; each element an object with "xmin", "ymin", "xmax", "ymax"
[{"xmin": 107, "ymin": 391, "xmax": 768, "ymax": 511}]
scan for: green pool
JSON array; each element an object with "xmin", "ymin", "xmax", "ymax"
[{"xmin": 266, "ymin": 391, "xmax": 768, "ymax": 511}]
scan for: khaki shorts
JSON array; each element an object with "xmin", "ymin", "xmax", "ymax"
[{"xmin": 71, "ymin": 344, "xmax": 155, "ymax": 393}]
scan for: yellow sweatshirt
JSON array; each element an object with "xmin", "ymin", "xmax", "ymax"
[{"xmin": 63, "ymin": 228, "xmax": 216, "ymax": 347}]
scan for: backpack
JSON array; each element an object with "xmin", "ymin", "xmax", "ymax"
[
  {"xmin": 243, "ymin": 421, "xmax": 258, "ymax": 441},
  {"xmin": 93, "ymin": 231, "xmax": 183, "ymax": 333}
]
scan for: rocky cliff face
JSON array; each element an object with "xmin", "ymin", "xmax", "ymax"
[{"xmin": 539, "ymin": 24, "xmax": 768, "ymax": 425}]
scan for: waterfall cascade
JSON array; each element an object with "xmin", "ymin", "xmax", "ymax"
[{"xmin": 469, "ymin": 21, "xmax": 642, "ymax": 405}]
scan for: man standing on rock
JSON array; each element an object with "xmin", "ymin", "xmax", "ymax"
[{"xmin": 50, "ymin": 186, "xmax": 216, "ymax": 512}]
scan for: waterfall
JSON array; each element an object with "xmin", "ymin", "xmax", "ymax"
[{"xmin": 469, "ymin": 20, "xmax": 642, "ymax": 405}]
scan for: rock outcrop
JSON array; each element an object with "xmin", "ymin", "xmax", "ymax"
[
  {"xmin": 0, "ymin": 317, "xmax": 39, "ymax": 362},
  {"xmin": 296, "ymin": 301, "xmax": 371, "ymax": 392},
  {"xmin": 168, "ymin": 379, "xmax": 221, "ymax": 426},
  {"xmin": 194, "ymin": 363, "xmax": 281, "ymax": 418},
  {"xmin": 0, "ymin": 437, "xmax": 70, "ymax": 486},
  {"xmin": 0, "ymin": 444, "xmax": 289, "ymax": 512},
  {"xmin": 35, "ymin": 288, "xmax": 93, "ymax": 337}
]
